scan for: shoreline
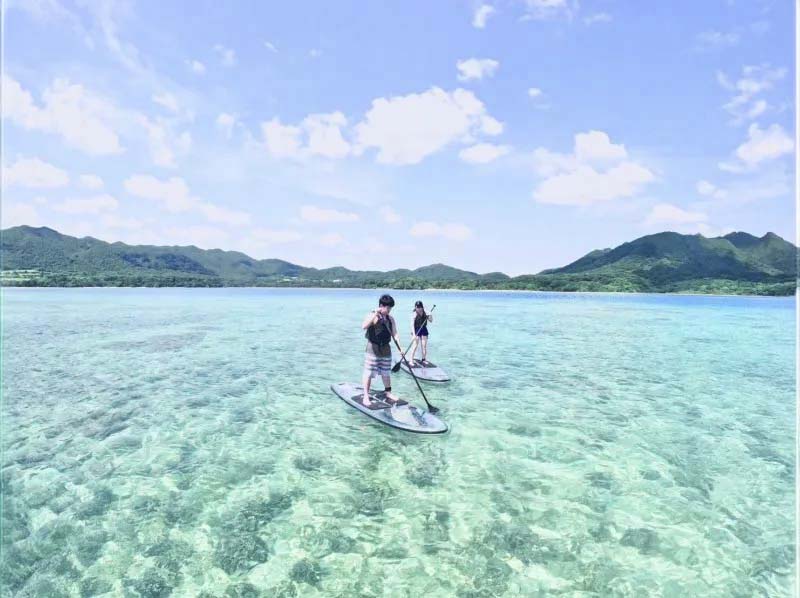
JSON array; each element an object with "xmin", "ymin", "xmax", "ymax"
[{"xmin": 2, "ymin": 286, "xmax": 794, "ymax": 299}]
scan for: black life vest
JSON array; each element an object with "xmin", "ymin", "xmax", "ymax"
[{"xmin": 366, "ymin": 315, "xmax": 393, "ymax": 346}]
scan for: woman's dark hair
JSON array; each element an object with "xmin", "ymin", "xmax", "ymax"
[
  {"xmin": 414, "ymin": 300, "xmax": 424, "ymax": 310},
  {"xmin": 379, "ymin": 294, "xmax": 395, "ymax": 307}
]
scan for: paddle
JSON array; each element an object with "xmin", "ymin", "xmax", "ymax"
[
  {"xmin": 391, "ymin": 333, "xmax": 439, "ymax": 414},
  {"xmin": 392, "ymin": 304, "xmax": 436, "ymax": 373}
]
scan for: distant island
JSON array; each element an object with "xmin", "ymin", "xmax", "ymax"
[{"xmin": 1, "ymin": 226, "xmax": 797, "ymax": 296}]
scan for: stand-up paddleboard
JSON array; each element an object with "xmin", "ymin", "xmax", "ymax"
[
  {"xmin": 398, "ymin": 359, "xmax": 450, "ymax": 382},
  {"xmin": 331, "ymin": 382, "xmax": 448, "ymax": 434}
]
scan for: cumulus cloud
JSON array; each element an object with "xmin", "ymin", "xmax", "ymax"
[
  {"xmin": 459, "ymin": 143, "xmax": 511, "ymax": 164},
  {"xmin": 3, "ymin": 157, "xmax": 69, "ymax": 188},
  {"xmin": 79, "ymin": 174, "xmax": 104, "ymax": 189},
  {"xmin": 696, "ymin": 180, "xmax": 727, "ymax": 199},
  {"xmin": 300, "ymin": 205, "xmax": 359, "ymax": 223},
  {"xmin": 2, "ymin": 201, "xmax": 45, "ymax": 228},
  {"xmin": 456, "ymin": 58, "xmax": 500, "ymax": 81},
  {"xmin": 53, "ymin": 194, "xmax": 119, "ymax": 215},
  {"xmin": 262, "ymin": 112, "xmax": 351, "ymax": 160},
  {"xmin": 644, "ymin": 203, "xmax": 707, "ymax": 227},
  {"xmin": 354, "ymin": 87, "xmax": 503, "ymax": 165},
  {"xmin": 472, "ymin": 4, "xmax": 496, "ymax": 28},
  {"xmin": 264, "ymin": 40, "xmax": 278, "ymax": 53},
  {"xmin": 319, "ymin": 232, "xmax": 345, "ymax": 247},
  {"xmin": 527, "ymin": 87, "xmax": 543, "ymax": 98},
  {"xmin": 410, "ymin": 221, "xmax": 473, "ymax": 241},
  {"xmin": 124, "ymin": 174, "xmax": 250, "ymax": 226},
  {"xmin": 2, "ymin": 74, "xmax": 123, "ymax": 155},
  {"xmin": 532, "ymin": 130, "xmax": 655, "ymax": 205},
  {"xmin": 643, "ymin": 203, "xmax": 730, "ymax": 237},
  {"xmin": 719, "ymin": 123, "xmax": 794, "ymax": 172}
]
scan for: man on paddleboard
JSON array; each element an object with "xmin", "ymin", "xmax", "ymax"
[{"xmin": 361, "ymin": 294, "xmax": 405, "ymax": 407}]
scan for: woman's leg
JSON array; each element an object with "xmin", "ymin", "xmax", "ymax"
[{"xmin": 421, "ymin": 336, "xmax": 429, "ymax": 362}]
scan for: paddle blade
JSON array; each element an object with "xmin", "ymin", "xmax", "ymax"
[
  {"xmin": 428, "ymin": 406, "xmax": 440, "ymax": 414},
  {"xmin": 391, "ymin": 361, "xmax": 402, "ymax": 373}
]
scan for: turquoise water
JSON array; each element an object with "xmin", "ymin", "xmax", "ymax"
[{"xmin": 1, "ymin": 288, "xmax": 795, "ymax": 597}]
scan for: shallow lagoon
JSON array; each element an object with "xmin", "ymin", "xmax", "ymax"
[{"xmin": 1, "ymin": 288, "xmax": 795, "ymax": 596}]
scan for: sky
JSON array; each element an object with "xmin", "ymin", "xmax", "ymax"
[{"xmin": 1, "ymin": 0, "xmax": 795, "ymax": 275}]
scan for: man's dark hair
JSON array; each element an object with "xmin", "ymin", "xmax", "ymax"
[{"xmin": 379, "ymin": 294, "xmax": 395, "ymax": 307}]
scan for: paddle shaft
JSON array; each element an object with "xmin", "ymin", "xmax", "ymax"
[
  {"xmin": 393, "ymin": 304, "xmax": 436, "ymax": 372},
  {"xmin": 391, "ymin": 335, "xmax": 439, "ymax": 414}
]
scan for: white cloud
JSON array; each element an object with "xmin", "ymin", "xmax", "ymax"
[
  {"xmin": 216, "ymin": 113, "xmax": 237, "ymax": 139},
  {"xmin": 2, "ymin": 157, "xmax": 69, "ymax": 188},
  {"xmin": 696, "ymin": 180, "xmax": 727, "ymax": 199},
  {"xmin": 459, "ymin": 143, "xmax": 511, "ymax": 164},
  {"xmin": 198, "ymin": 202, "xmax": 250, "ymax": 226},
  {"xmin": 644, "ymin": 203, "xmax": 707, "ymax": 227},
  {"xmin": 124, "ymin": 175, "xmax": 196, "ymax": 212},
  {"xmin": 533, "ymin": 162, "xmax": 655, "ymax": 205},
  {"xmin": 523, "ymin": 0, "xmax": 578, "ymax": 21},
  {"xmin": 354, "ymin": 87, "xmax": 503, "ymax": 165},
  {"xmin": 2, "ymin": 201, "xmax": 44, "ymax": 228},
  {"xmin": 2, "ymin": 75, "xmax": 124, "ymax": 155},
  {"xmin": 187, "ymin": 60, "xmax": 206, "ymax": 74},
  {"xmin": 718, "ymin": 64, "xmax": 786, "ymax": 125},
  {"xmin": 319, "ymin": 232, "xmax": 345, "ymax": 247},
  {"xmin": 642, "ymin": 203, "xmax": 731, "ymax": 237},
  {"xmin": 213, "ymin": 44, "xmax": 236, "ymax": 67},
  {"xmin": 264, "ymin": 40, "xmax": 278, "ymax": 52},
  {"xmin": 54, "ymin": 194, "xmax": 119, "ymax": 215},
  {"xmin": 309, "ymin": 49, "xmax": 322, "ymax": 59},
  {"xmin": 152, "ymin": 92, "xmax": 179, "ymax": 112},
  {"xmin": 303, "ymin": 112, "xmax": 351, "ymax": 158},
  {"xmin": 300, "ymin": 205, "xmax": 359, "ymax": 223},
  {"xmin": 380, "ymin": 206, "xmax": 401, "ymax": 223},
  {"xmin": 410, "ymin": 221, "xmax": 473, "ymax": 241},
  {"xmin": 79, "ymin": 174, "xmax": 104, "ymax": 189},
  {"xmin": 139, "ymin": 116, "xmax": 191, "ymax": 168},
  {"xmin": 472, "ymin": 4, "xmax": 496, "ymax": 28},
  {"xmin": 262, "ymin": 118, "xmax": 303, "ymax": 158},
  {"xmin": 720, "ymin": 123, "xmax": 794, "ymax": 172},
  {"xmin": 456, "ymin": 58, "xmax": 500, "ymax": 81},
  {"xmin": 527, "ymin": 87, "xmax": 543, "ymax": 98},
  {"xmin": 574, "ymin": 130, "xmax": 627, "ymax": 163},
  {"xmin": 734, "ymin": 123, "xmax": 793, "ymax": 165},
  {"xmin": 261, "ymin": 113, "xmax": 351, "ymax": 160},
  {"xmin": 532, "ymin": 130, "xmax": 628, "ymax": 179},
  {"xmin": 695, "ymin": 30, "xmax": 740, "ymax": 50},
  {"xmin": 584, "ymin": 13, "xmax": 611, "ymax": 25}
]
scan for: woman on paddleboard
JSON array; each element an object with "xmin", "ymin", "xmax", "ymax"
[
  {"xmin": 361, "ymin": 294, "xmax": 405, "ymax": 407},
  {"xmin": 409, "ymin": 300, "xmax": 433, "ymax": 366}
]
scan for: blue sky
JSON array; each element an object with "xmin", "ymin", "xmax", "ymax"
[{"xmin": 2, "ymin": 0, "xmax": 795, "ymax": 275}]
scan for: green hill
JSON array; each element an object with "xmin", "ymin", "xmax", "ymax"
[{"xmin": 1, "ymin": 226, "xmax": 796, "ymax": 295}]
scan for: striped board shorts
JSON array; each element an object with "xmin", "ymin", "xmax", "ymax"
[{"xmin": 364, "ymin": 342, "xmax": 392, "ymax": 377}]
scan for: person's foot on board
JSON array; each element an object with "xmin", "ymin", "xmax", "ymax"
[{"xmin": 361, "ymin": 393, "xmax": 372, "ymax": 407}]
